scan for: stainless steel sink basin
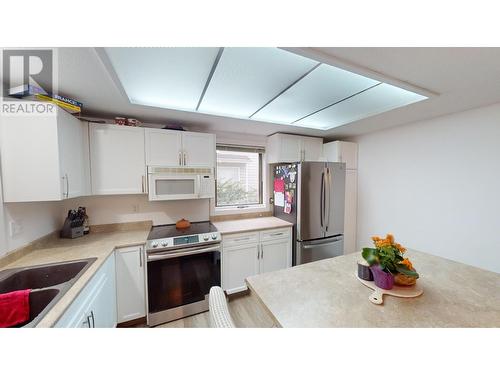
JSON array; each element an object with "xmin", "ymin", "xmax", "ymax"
[{"xmin": 0, "ymin": 258, "xmax": 97, "ymax": 327}]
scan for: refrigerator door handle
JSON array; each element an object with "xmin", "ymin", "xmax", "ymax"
[
  {"xmin": 320, "ymin": 170, "xmax": 325, "ymax": 230},
  {"xmin": 326, "ymin": 167, "xmax": 332, "ymax": 232}
]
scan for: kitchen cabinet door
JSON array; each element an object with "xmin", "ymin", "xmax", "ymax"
[
  {"xmin": 145, "ymin": 128, "xmax": 183, "ymax": 167},
  {"xmin": 90, "ymin": 124, "xmax": 147, "ymax": 195},
  {"xmin": 90, "ymin": 254, "xmax": 116, "ymax": 328},
  {"xmin": 55, "ymin": 255, "xmax": 116, "ymax": 328},
  {"xmin": 58, "ymin": 118, "xmax": 90, "ymax": 198},
  {"xmin": 323, "ymin": 141, "xmax": 358, "ymax": 169},
  {"xmin": 116, "ymin": 246, "xmax": 146, "ymax": 323},
  {"xmin": 260, "ymin": 239, "xmax": 290, "ymax": 274},
  {"xmin": 222, "ymin": 243, "xmax": 260, "ymax": 294},
  {"xmin": 182, "ymin": 132, "xmax": 216, "ymax": 168},
  {"xmin": 0, "ymin": 108, "xmax": 89, "ymax": 202},
  {"xmin": 266, "ymin": 133, "xmax": 323, "ymax": 163},
  {"xmin": 279, "ymin": 134, "xmax": 303, "ymax": 162},
  {"xmin": 301, "ymin": 136, "xmax": 323, "ymax": 162}
]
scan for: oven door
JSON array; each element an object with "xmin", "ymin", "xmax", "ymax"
[
  {"xmin": 146, "ymin": 244, "xmax": 221, "ymax": 325},
  {"xmin": 148, "ymin": 173, "xmax": 200, "ymax": 201}
]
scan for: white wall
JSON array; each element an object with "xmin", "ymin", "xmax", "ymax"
[
  {"xmin": 62, "ymin": 195, "xmax": 209, "ymax": 226},
  {"xmin": 353, "ymin": 103, "xmax": 500, "ymax": 273}
]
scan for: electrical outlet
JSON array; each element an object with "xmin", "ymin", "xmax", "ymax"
[{"xmin": 9, "ymin": 220, "xmax": 23, "ymax": 237}]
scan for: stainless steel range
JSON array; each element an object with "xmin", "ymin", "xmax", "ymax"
[{"xmin": 145, "ymin": 221, "xmax": 221, "ymax": 326}]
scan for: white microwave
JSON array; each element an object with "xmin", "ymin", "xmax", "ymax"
[{"xmin": 148, "ymin": 166, "xmax": 215, "ymax": 201}]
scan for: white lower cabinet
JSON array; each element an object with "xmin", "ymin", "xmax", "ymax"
[
  {"xmin": 223, "ymin": 243, "xmax": 260, "ymax": 294},
  {"xmin": 222, "ymin": 227, "xmax": 292, "ymax": 294},
  {"xmin": 55, "ymin": 254, "xmax": 116, "ymax": 328},
  {"xmin": 115, "ymin": 246, "xmax": 146, "ymax": 323},
  {"xmin": 260, "ymin": 239, "xmax": 290, "ymax": 274}
]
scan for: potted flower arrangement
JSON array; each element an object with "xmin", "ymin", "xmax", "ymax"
[{"xmin": 362, "ymin": 234, "xmax": 419, "ymax": 290}]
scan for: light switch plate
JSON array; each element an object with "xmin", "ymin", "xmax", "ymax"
[{"xmin": 9, "ymin": 220, "xmax": 23, "ymax": 237}]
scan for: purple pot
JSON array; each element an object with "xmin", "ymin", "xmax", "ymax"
[{"xmin": 370, "ymin": 265, "xmax": 394, "ymax": 290}]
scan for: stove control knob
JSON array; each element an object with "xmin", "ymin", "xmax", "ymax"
[
  {"xmin": 211, "ymin": 234, "xmax": 218, "ymax": 240},
  {"xmin": 203, "ymin": 236, "xmax": 209, "ymax": 241},
  {"xmin": 152, "ymin": 242, "xmax": 158, "ymax": 248},
  {"xmin": 161, "ymin": 242, "xmax": 168, "ymax": 247}
]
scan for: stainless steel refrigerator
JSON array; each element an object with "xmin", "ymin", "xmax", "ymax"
[{"xmin": 273, "ymin": 162, "xmax": 346, "ymax": 265}]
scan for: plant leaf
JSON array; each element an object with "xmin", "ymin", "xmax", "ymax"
[
  {"xmin": 362, "ymin": 248, "xmax": 378, "ymax": 265},
  {"xmin": 396, "ymin": 264, "xmax": 419, "ymax": 278}
]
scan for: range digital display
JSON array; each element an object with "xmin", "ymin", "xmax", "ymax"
[{"xmin": 174, "ymin": 235, "xmax": 199, "ymax": 246}]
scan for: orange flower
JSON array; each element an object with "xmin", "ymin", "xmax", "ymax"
[
  {"xmin": 395, "ymin": 243, "xmax": 407, "ymax": 253},
  {"xmin": 400, "ymin": 258, "xmax": 414, "ymax": 270},
  {"xmin": 386, "ymin": 233, "xmax": 394, "ymax": 244}
]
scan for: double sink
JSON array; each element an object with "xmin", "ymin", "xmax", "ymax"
[{"xmin": 0, "ymin": 258, "xmax": 96, "ymax": 327}]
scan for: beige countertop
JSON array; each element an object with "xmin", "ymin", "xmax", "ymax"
[
  {"xmin": 0, "ymin": 228, "xmax": 149, "ymax": 327},
  {"xmin": 246, "ymin": 250, "xmax": 500, "ymax": 327},
  {"xmin": 214, "ymin": 216, "xmax": 293, "ymax": 235}
]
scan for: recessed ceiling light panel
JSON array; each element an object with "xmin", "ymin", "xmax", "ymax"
[
  {"xmin": 198, "ymin": 48, "xmax": 318, "ymax": 117},
  {"xmin": 252, "ymin": 64, "xmax": 380, "ymax": 124},
  {"xmin": 295, "ymin": 83, "xmax": 427, "ymax": 130},
  {"xmin": 105, "ymin": 47, "xmax": 219, "ymax": 111},
  {"xmin": 103, "ymin": 47, "xmax": 429, "ymax": 130}
]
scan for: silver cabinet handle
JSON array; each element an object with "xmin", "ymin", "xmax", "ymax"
[
  {"xmin": 66, "ymin": 173, "xmax": 69, "ymax": 198},
  {"xmin": 260, "ymin": 244, "xmax": 264, "ymax": 259},
  {"xmin": 183, "ymin": 152, "xmax": 187, "ymax": 166},
  {"xmin": 62, "ymin": 173, "xmax": 69, "ymax": 198},
  {"xmin": 234, "ymin": 237, "xmax": 251, "ymax": 242},
  {"xmin": 257, "ymin": 245, "xmax": 260, "ymax": 259},
  {"xmin": 141, "ymin": 175, "xmax": 145, "ymax": 193},
  {"xmin": 178, "ymin": 152, "xmax": 182, "ymax": 166},
  {"xmin": 85, "ymin": 315, "xmax": 91, "ymax": 328},
  {"xmin": 139, "ymin": 247, "xmax": 143, "ymax": 267},
  {"xmin": 269, "ymin": 232, "xmax": 284, "ymax": 237},
  {"xmin": 90, "ymin": 310, "xmax": 95, "ymax": 328}
]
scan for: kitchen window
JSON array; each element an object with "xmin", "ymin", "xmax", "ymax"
[{"xmin": 216, "ymin": 145, "xmax": 264, "ymax": 208}]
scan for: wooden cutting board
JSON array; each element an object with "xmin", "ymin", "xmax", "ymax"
[{"xmin": 356, "ymin": 275, "xmax": 423, "ymax": 305}]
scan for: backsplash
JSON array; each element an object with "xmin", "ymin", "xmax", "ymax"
[{"xmin": 62, "ymin": 195, "xmax": 210, "ymax": 227}]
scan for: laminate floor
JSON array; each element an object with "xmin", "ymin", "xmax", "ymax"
[{"xmin": 156, "ymin": 292, "xmax": 276, "ymax": 328}]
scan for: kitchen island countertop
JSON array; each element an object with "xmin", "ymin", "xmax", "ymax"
[{"xmin": 246, "ymin": 250, "xmax": 500, "ymax": 327}]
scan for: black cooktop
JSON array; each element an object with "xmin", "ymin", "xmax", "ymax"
[{"xmin": 147, "ymin": 221, "xmax": 219, "ymax": 240}]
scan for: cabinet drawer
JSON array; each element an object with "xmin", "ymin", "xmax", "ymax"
[
  {"xmin": 223, "ymin": 232, "xmax": 259, "ymax": 247},
  {"xmin": 260, "ymin": 227, "xmax": 291, "ymax": 242}
]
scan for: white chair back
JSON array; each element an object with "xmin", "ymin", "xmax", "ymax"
[{"xmin": 209, "ymin": 286, "xmax": 236, "ymax": 328}]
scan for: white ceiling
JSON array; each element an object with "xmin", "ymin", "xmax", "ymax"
[{"xmin": 51, "ymin": 47, "xmax": 500, "ymax": 140}]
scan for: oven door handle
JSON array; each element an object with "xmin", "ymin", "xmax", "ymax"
[{"xmin": 147, "ymin": 245, "xmax": 221, "ymax": 262}]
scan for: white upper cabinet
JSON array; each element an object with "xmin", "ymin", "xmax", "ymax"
[
  {"xmin": 0, "ymin": 107, "xmax": 90, "ymax": 202},
  {"xmin": 145, "ymin": 128, "xmax": 215, "ymax": 168},
  {"xmin": 90, "ymin": 124, "xmax": 147, "ymax": 195},
  {"xmin": 266, "ymin": 133, "xmax": 323, "ymax": 164},
  {"xmin": 182, "ymin": 132, "xmax": 215, "ymax": 168},
  {"xmin": 302, "ymin": 136, "xmax": 324, "ymax": 162},
  {"xmin": 323, "ymin": 141, "xmax": 358, "ymax": 169},
  {"xmin": 145, "ymin": 128, "xmax": 182, "ymax": 167}
]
